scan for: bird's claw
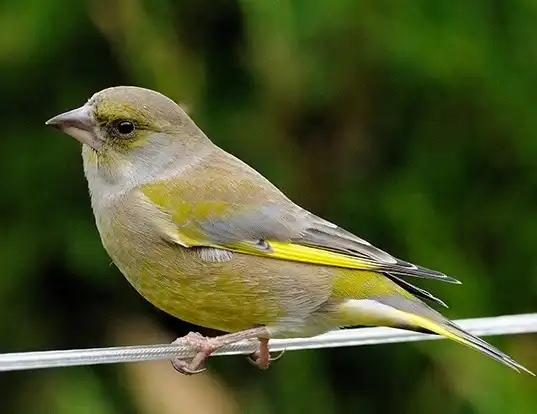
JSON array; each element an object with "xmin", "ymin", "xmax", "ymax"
[
  {"xmin": 169, "ymin": 327, "xmax": 272, "ymax": 374},
  {"xmin": 270, "ymin": 349, "xmax": 286, "ymax": 362},
  {"xmin": 247, "ymin": 349, "xmax": 286, "ymax": 369},
  {"xmin": 246, "ymin": 338, "xmax": 284, "ymax": 370},
  {"xmin": 170, "ymin": 332, "xmax": 216, "ymax": 375},
  {"xmin": 171, "ymin": 358, "xmax": 207, "ymax": 375}
]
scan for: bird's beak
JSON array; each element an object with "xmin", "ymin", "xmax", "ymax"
[{"xmin": 46, "ymin": 105, "xmax": 102, "ymax": 150}]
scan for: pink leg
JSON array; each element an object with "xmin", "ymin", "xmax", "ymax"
[
  {"xmin": 247, "ymin": 337, "xmax": 285, "ymax": 370},
  {"xmin": 171, "ymin": 326, "xmax": 270, "ymax": 375}
]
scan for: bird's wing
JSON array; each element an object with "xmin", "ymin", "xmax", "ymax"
[
  {"xmin": 193, "ymin": 208, "xmax": 458, "ymax": 282},
  {"xmin": 140, "ymin": 151, "xmax": 458, "ymax": 284},
  {"xmin": 290, "ymin": 214, "xmax": 459, "ymax": 282}
]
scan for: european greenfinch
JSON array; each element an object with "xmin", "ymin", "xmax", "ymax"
[{"xmin": 46, "ymin": 86, "xmax": 532, "ymax": 375}]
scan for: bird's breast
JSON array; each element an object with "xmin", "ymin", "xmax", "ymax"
[{"xmin": 90, "ymin": 195, "xmax": 307, "ymax": 333}]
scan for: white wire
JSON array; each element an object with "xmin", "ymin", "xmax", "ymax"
[{"xmin": 0, "ymin": 313, "xmax": 535, "ymax": 372}]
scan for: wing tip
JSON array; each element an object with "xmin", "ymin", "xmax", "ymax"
[
  {"xmin": 411, "ymin": 261, "xmax": 461, "ymax": 284},
  {"xmin": 442, "ymin": 274, "xmax": 461, "ymax": 284},
  {"xmin": 390, "ymin": 262, "xmax": 461, "ymax": 284},
  {"xmin": 414, "ymin": 264, "xmax": 461, "ymax": 284},
  {"xmin": 386, "ymin": 272, "xmax": 450, "ymax": 308}
]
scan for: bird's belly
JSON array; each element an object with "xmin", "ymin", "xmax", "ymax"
[
  {"xmin": 94, "ymin": 199, "xmax": 333, "ymax": 334},
  {"xmin": 113, "ymin": 243, "xmax": 285, "ymax": 332}
]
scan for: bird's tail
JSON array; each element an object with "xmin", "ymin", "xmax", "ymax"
[
  {"xmin": 339, "ymin": 295, "xmax": 534, "ymax": 375},
  {"xmin": 404, "ymin": 311, "xmax": 534, "ymax": 375}
]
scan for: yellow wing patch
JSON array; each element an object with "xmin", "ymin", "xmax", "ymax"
[
  {"xmin": 223, "ymin": 240, "xmax": 377, "ymax": 271},
  {"xmin": 142, "ymin": 183, "xmax": 378, "ymax": 271}
]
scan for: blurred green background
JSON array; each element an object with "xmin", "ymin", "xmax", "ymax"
[{"xmin": 1, "ymin": 0, "xmax": 536, "ymax": 413}]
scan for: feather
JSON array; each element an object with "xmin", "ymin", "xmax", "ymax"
[
  {"xmin": 195, "ymin": 247, "xmax": 234, "ymax": 263},
  {"xmin": 296, "ymin": 217, "xmax": 459, "ymax": 283},
  {"xmin": 340, "ymin": 295, "xmax": 533, "ymax": 375},
  {"xmin": 384, "ymin": 273, "xmax": 448, "ymax": 308},
  {"xmin": 141, "ymin": 157, "xmax": 459, "ymax": 284}
]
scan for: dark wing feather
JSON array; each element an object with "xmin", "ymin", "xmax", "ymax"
[
  {"xmin": 295, "ymin": 216, "xmax": 460, "ymax": 284},
  {"xmin": 385, "ymin": 273, "xmax": 448, "ymax": 308}
]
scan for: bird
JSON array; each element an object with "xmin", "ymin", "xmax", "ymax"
[{"xmin": 46, "ymin": 86, "xmax": 533, "ymax": 375}]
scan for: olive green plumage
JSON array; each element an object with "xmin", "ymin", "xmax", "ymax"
[{"xmin": 46, "ymin": 86, "xmax": 533, "ymax": 375}]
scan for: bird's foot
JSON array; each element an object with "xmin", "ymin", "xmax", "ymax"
[
  {"xmin": 171, "ymin": 327, "xmax": 270, "ymax": 375},
  {"xmin": 247, "ymin": 337, "xmax": 285, "ymax": 370},
  {"xmin": 171, "ymin": 332, "xmax": 216, "ymax": 375}
]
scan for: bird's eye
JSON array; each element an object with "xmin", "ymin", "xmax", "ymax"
[{"xmin": 115, "ymin": 120, "xmax": 135, "ymax": 136}]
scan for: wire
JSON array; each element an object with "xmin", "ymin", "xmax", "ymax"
[{"xmin": 0, "ymin": 313, "xmax": 535, "ymax": 372}]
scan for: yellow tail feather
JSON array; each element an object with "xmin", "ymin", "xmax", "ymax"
[{"xmin": 406, "ymin": 313, "xmax": 534, "ymax": 375}]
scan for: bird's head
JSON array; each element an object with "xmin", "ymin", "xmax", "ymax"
[{"xmin": 46, "ymin": 86, "xmax": 209, "ymax": 185}]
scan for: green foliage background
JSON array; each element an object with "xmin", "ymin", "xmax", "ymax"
[{"xmin": 0, "ymin": 1, "xmax": 536, "ymax": 413}]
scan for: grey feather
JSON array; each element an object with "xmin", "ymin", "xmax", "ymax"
[
  {"xmin": 198, "ymin": 197, "xmax": 458, "ymax": 283},
  {"xmin": 297, "ymin": 215, "xmax": 459, "ymax": 283},
  {"xmin": 195, "ymin": 247, "xmax": 234, "ymax": 262},
  {"xmin": 147, "ymin": 145, "xmax": 459, "ymax": 284},
  {"xmin": 292, "ymin": 215, "xmax": 460, "ymax": 283},
  {"xmin": 199, "ymin": 204, "xmax": 306, "ymax": 242},
  {"xmin": 384, "ymin": 273, "xmax": 448, "ymax": 308}
]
